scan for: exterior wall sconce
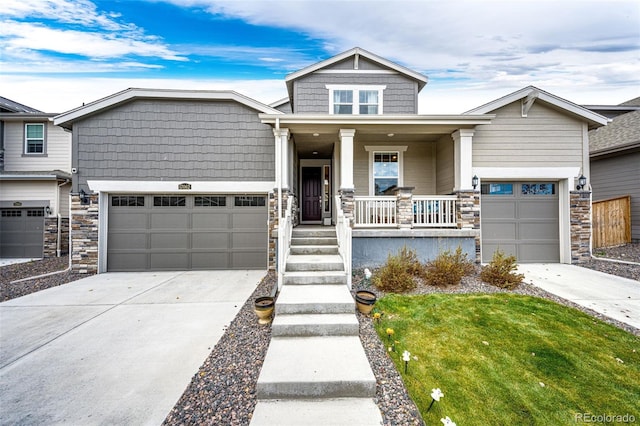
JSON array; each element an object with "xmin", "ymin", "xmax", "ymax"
[
  {"xmin": 79, "ymin": 189, "xmax": 90, "ymax": 205},
  {"xmin": 472, "ymin": 175, "xmax": 479, "ymax": 190},
  {"xmin": 45, "ymin": 206, "xmax": 52, "ymax": 216},
  {"xmin": 576, "ymin": 175, "xmax": 587, "ymax": 190}
]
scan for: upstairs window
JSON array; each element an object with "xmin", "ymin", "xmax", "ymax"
[
  {"xmin": 25, "ymin": 123, "xmax": 45, "ymax": 154},
  {"xmin": 327, "ymin": 85, "xmax": 385, "ymax": 115}
]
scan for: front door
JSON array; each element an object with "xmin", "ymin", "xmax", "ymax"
[{"xmin": 302, "ymin": 167, "xmax": 322, "ymax": 222}]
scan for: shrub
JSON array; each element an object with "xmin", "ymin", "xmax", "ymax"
[
  {"xmin": 480, "ymin": 249, "xmax": 524, "ymax": 289},
  {"xmin": 423, "ymin": 246, "xmax": 474, "ymax": 287},
  {"xmin": 372, "ymin": 246, "xmax": 420, "ymax": 293}
]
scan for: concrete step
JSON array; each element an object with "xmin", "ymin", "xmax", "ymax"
[
  {"xmin": 272, "ymin": 313, "xmax": 359, "ymax": 337},
  {"xmin": 292, "ymin": 227, "xmax": 336, "ymax": 238},
  {"xmin": 286, "ymin": 254, "xmax": 344, "ymax": 272},
  {"xmin": 291, "ymin": 237, "xmax": 338, "ymax": 246},
  {"xmin": 276, "ymin": 285, "xmax": 354, "ymax": 315},
  {"xmin": 283, "ymin": 271, "xmax": 347, "ymax": 285},
  {"xmin": 256, "ymin": 336, "xmax": 376, "ymax": 399},
  {"xmin": 290, "ymin": 245, "xmax": 339, "ymax": 255},
  {"xmin": 250, "ymin": 398, "xmax": 383, "ymax": 426}
]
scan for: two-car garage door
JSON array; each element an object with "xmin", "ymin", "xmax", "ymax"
[
  {"xmin": 481, "ymin": 182, "xmax": 559, "ymax": 263},
  {"xmin": 107, "ymin": 194, "xmax": 267, "ymax": 271}
]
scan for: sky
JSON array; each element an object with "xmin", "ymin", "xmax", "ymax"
[{"xmin": 1, "ymin": 0, "xmax": 639, "ymax": 114}]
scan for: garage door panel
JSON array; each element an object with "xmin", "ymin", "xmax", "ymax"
[
  {"xmin": 150, "ymin": 253, "xmax": 189, "ymax": 270},
  {"xmin": 519, "ymin": 223, "xmax": 558, "ymax": 240},
  {"xmin": 0, "ymin": 209, "xmax": 44, "ymax": 258},
  {"xmin": 109, "ymin": 212, "xmax": 147, "ymax": 229},
  {"xmin": 109, "ymin": 233, "xmax": 147, "ymax": 249},
  {"xmin": 192, "ymin": 252, "xmax": 230, "ymax": 269},
  {"xmin": 518, "ymin": 200, "xmax": 558, "ymax": 219},
  {"xmin": 150, "ymin": 213, "xmax": 188, "ymax": 229},
  {"xmin": 483, "ymin": 222, "xmax": 516, "ymax": 240},
  {"xmin": 482, "ymin": 202, "xmax": 516, "ymax": 219},
  {"xmin": 483, "ymin": 243, "xmax": 517, "ymax": 260},
  {"xmin": 232, "ymin": 213, "xmax": 266, "ymax": 229},
  {"xmin": 519, "ymin": 244, "xmax": 559, "ymax": 263},
  {"xmin": 192, "ymin": 213, "xmax": 229, "ymax": 229},
  {"xmin": 150, "ymin": 233, "xmax": 189, "ymax": 249},
  {"xmin": 232, "ymin": 232, "xmax": 266, "ymax": 249},
  {"xmin": 108, "ymin": 253, "xmax": 148, "ymax": 271},
  {"xmin": 192, "ymin": 232, "xmax": 229, "ymax": 249},
  {"xmin": 232, "ymin": 251, "xmax": 266, "ymax": 268}
]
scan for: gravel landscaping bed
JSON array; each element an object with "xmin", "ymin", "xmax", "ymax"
[
  {"xmin": 0, "ymin": 256, "xmax": 89, "ymax": 302},
  {"xmin": 2, "ymin": 246, "xmax": 638, "ymax": 425}
]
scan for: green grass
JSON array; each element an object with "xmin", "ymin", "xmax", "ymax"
[{"xmin": 374, "ymin": 294, "xmax": 640, "ymax": 425}]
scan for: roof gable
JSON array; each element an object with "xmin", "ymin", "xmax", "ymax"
[
  {"xmin": 54, "ymin": 88, "xmax": 282, "ymax": 128},
  {"xmin": 0, "ymin": 96, "xmax": 43, "ymax": 114},
  {"xmin": 465, "ymin": 86, "xmax": 609, "ymax": 129},
  {"xmin": 284, "ymin": 47, "xmax": 428, "ymax": 97}
]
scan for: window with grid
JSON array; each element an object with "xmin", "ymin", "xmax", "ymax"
[
  {"xmin": 153, "ymin": 196, "xmax": 186, "ymax": 207},
  {"xmin": 328, "ymin": 85, "xmax": 385, "ymax": 115},
  {"xmin": 195, "ymin": 196, "xmax": 226, "ymax": 207},
  {"xmin": 333, "ymin": 90, "xmax": 353, "ymax": 114},
  {"xmin": 112, "ymin": 196, "xmax": 145, "ymax": 207},
  {"xmin": 234, "ymin": 196, "xmax": 266, "ymax": 207},
  {"xmin": 25, "ymin": 123, "xmax": 45, "ymax": 154},
  {"xmin": 373, "ymin": 152, "xmax": 399, "ymax": 195},
  {"xmin": 359, "ymin": 90, "xmax": 379, "ymax": 114}
]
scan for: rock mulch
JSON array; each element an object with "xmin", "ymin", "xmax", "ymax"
[{"xmin": 0, "ymin": 256, "xmax": 89, "ymax": 302}]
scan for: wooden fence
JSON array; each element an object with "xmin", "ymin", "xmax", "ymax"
[{"xmin": 592, "ymin": 195, "xmax": 631, "ymax": 248}]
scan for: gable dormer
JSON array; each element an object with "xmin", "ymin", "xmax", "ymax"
[{"xmin": 285, "ymin": 47, "xmax": 428, "ymax": 115}]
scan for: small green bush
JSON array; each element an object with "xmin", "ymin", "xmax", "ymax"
[
  {"xmin": 372, "ymin": 246, "xmax": 420, "ymax": 293},
  {"xmin": 480, "ymin": 249, "xmax": 524, "ymax": 289},
  {"xmin": 423, "ymin": 246, "xmax": 475, "ymax": 287}
]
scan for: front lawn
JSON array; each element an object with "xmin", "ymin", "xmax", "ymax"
[{"xmin": 374, "ymin": 293, "xmax": 639, "ymax": 425}]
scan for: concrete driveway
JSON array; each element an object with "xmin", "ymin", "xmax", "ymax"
[
  {"xmin": 0, "ymin": 270, "xmax": 264, "ymax": 425},
  {"xmin": 518, "ymin": 264, "xmax": 640, "ymax": 329}
]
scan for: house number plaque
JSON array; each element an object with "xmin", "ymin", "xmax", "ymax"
[{"xmin": 178, "ymin": 183, "xmax": 192, "ymax": 190}]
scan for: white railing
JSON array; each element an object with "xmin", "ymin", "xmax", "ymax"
[
  {"xmin": 353, "ymin": 196, "xmax": 397, "ymax": 228},
  {"xmin": 335, "ymin": 195, "xmax": 352, "ymax": 289},
  {"xmin": 277, "ymin": 199, "xmax": 293, "ymax": 290},
  {"xmin": 413, "ymin": 196, "xmax": 457, "ymax": 227}
]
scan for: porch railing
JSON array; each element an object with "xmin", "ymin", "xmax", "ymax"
[
  {"xmin": 353, "ymin": 195, "xmax": 458, "ymax": 228},
  {"xmin": 353, "ymin": 196, "xmax": 397, "ymax": 228},
  {"xmin": 413, "ymin": 196, "xmax": 457, "ymax": 227},
  {"xmin": 277, "ymin": 199, "xmax": 293, "ymax": 290},
  {"xmin": 335, "ymin": 195, "xmax": 352, "ymax": 288}
]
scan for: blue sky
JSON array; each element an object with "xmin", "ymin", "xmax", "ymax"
[{"xmin": 1, "ymin": 0, "xmax": 639, "ymax": 113}]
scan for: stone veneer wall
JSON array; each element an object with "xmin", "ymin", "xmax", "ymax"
[
  {"xmin": 570, "ymin": 190, "xmax": 591, "ymax": 263},
  {"xmin": 70, "ymin": 194, "xmax": 99, "ymax": 273},
  {"xmin": 339, "ymin": 188, "xmax": 355, "ymax": 223},
  {"xmin": 395, "ymin": 187, "xmax": 414, "ymax": 229},
  {"xmin": 268, "ymin": 189, "xmax": 290, "ymax": 270},
  {"xmin": 456, "ymin": 190, "xmax": 481, "ymax": 262},
  {"xmin": 43, "ymin": 217, "xmax": 70, "ymax": 258}
]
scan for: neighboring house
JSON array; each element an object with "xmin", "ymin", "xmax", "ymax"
[
  {"xmin": 53, "ymin": 48, "xmax": 607, "ymax": 274},
  {"xmin": 586, "ymin": 98, "xmax": 640, "ymax": 243},
  {"xmin": 0, "ymin": 97, "xmax": 71, "ymax": 258}
]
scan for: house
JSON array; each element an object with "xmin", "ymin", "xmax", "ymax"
[
  {"xmin": 0, "ymin": 97, "xmax": 72, "ymax": 258},
  {"xmin": 586, "ymin": 98, "xmax": 640, "ymax": 243},
  {"xmin": 53, "ymin": 47, "xmax": 608, "ymax": 274}
]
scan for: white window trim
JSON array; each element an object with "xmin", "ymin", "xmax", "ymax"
[
  {"xmin": 24, "ymin": 123, "xmax": 46, "ymax": 155},
  {"xmin": 326, "ymin": 85, "xmax": 386, "ymax": 115},
  {"xmin": 365, "ymin": 145, "xmax": 407, "ymax": 195}
]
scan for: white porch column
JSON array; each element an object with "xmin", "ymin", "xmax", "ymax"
[
  {"xmin": 452, "ymin": 129, "xmax": 475, "ymax": 191},
  {"xmin": 339, "ymin": 129, "xmax": 356, "ymax": 190},
  {"xmin": 279, "ymin": 128, "xmax": 290, "ymax": 190}
]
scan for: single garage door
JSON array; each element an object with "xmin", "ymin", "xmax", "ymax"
[
  {"xmin": 481, "ymin": 182, "xmax": 559, "ymax": 263},
  {"xmin": 108, "ymin": 194, "xmax": 267, "ymax": 271},
  {"xmin": 0, "ymin": 208, "xmax": 45, "ymax": 258}
]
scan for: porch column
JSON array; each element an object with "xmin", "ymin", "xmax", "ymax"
[
  {"xmin": 452, "ymin": 129, "xmax": 475, "ymax": 191},
  {"xmin": 395, "ymin": 187, "xmax": 414, "ymax": 230},
  {"xmin": 339, "ymin": 129, "xmax": 356, "ymax": 223}
]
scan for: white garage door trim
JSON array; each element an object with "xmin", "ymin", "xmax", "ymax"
[{"xmin": 474, "ymin": 167, "xmax": 577, "ymax": 264}]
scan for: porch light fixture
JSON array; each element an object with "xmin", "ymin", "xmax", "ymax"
[
  {"xmin": 472, "ymin": 175, "xmax": 479, "ymax": 190},
  {"xmin": 576, "ymin": 174, "xmax": 587, "ymax": 190},
  {"xmin": 387, "ymin": 133, "xmax": 394, "ymax": 137},
  {"xmin": 45, "ymin": 206, "xmax": 52, "ymax": 216},
  {"xmin": 313, "ymin": 133, "xmax": 319, "ymax": 137},
  {"xmin": 79, "ymin": 189, "xmax": 90, "ymax": 205}
]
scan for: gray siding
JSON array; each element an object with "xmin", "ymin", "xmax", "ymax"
[
  {"xmin": 591, "ymin": 150, "xmax": 640, "ymax": 241},
  {"xmin": 292, "ymin": 73, "xmax": 418, "ymax": 114},
  {"xmin": 74, "ymin": 99, "xmax": 274, "ymax": 192},
  {"xmin": 472, "ymin": 102, "xmax": 586, "ymax": 167},
  {"xmin": 436, "ymin": 135, "xmax": 454, "ymax": 194}
]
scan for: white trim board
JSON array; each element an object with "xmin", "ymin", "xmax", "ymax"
[
  {"xmin": 472, "ymin": 167, "xmax": 580, "ymax": 180},
  {"xmin": 87, "ymin": 180, "xmax": 276, "ymax": 193}
]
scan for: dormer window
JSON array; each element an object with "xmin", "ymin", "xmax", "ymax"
[{"xmin": 327, "ymin": 85, "xmax": 385, "ymax": 115}]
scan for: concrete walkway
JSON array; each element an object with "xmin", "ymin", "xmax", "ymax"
[
  {"xmin": 0, "ymin": 270, "xmax": 263, "ymax": 425},
  {"xmin": 518, "ymin": 264, "xmax": 640, "ymax": 329}
]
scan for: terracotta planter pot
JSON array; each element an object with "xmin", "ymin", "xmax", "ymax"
[
  {"xmin": 254, "ymin": 296, "xmax": 275, "ymax": 325},
  {"xmin": 355, "ymin": 290, "xmax": 377, "ymax": 314}
]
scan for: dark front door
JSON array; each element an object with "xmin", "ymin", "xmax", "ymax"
[{"xmin": 302, "ymin": 167, "xmax": 322, "ymax": 222}]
